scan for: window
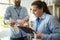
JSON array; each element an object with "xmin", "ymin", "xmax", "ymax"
[
  {"xmin": 0, "ymin": 0, "xmax": 9, "ymax": 3},
  {"xmin": 0, "ymin": 0, "xmax": 10, "ymax": 28}
]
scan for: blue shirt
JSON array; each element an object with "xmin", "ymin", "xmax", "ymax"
[
  {"xmin": 4, "ymin": 6, "xmax": 29, "ymax": 38},
  {"xmin": 33, "ymin": 13, "xmax": 60, "ymax": 40}
]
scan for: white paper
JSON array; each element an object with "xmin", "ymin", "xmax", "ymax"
[{"xmin": 12, "ymin": 25, "xmax": 19, "ymax": 34}]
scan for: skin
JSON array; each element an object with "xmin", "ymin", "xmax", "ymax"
[{"xmin": 31, "ymin": 5, "xmax": 43, "ymax": 18}]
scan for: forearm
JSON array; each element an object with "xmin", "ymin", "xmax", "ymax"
[{"xmin": 41, "ymin": 33, "xmax": 60, "ymax": 40}]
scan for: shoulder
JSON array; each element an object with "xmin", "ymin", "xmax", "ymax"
[
  {"xmin": 46, "ymin": 14, "xmax": 58, "ymax": 23},
  {"xmin": 6, "ymin": 6, "xmax": 13, "ymax": 10},
  {"xmin": 21, "ymin": 6, "xmax": 27, "ymax": 10},
  {"xmin": 46, "ymin": 14, "xmax": 55, "ymax": 20},
  {"xmin": 21, "ymin": 6, "xmax": 26, "ymax": 9},
  {"xmin": 44, "ymin": 14, "xmax": 57, "ymax": 22}
]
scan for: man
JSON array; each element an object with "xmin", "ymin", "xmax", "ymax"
[
  {"xmin": 31, "ymin": 1, "xmax": 60, "ymax": 40},
  {"xmin": 4, "ymin": 0, "xmax": 29, "ymax": 40}
]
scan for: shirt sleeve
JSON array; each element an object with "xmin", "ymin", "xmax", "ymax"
[
  {"xmin": 4, "ymin": 7, "xmax": 11, "ymax": 24},
  {"xmin": 41, "ymin": 16, "xmax": 60, "ymax": 40},
  {"xmin": 23, "ymin": 7, "xmax": 29, "ymax": 21}
]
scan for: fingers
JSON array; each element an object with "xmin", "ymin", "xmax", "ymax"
[{"xmin": 33, "ymin": 32, "xmax": 42, "ymax": 39}]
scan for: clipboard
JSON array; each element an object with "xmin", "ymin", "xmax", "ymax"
[{"xmin": 18, "ymin": 26, "xmax": 36, "ymax": 34}]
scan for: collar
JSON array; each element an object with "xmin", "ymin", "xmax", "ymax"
[
  {"xmin": 36, "ymin": 12, "xmax": 47, "ymax": 20},
  {"xmin": 13, "ymin": 5, "xmax": 22, "ymax": 9}
]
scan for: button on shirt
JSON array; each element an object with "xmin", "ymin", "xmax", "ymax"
[{"xmin": 33, "ymin": 13, "xmax": 60, "ymax": 40}]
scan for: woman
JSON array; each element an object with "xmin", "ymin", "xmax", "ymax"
[{"xmin": 31, "ymin": 1, "xmax": 60, "ymax": 40}]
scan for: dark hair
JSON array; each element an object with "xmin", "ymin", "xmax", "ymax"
[
  {"xmin": 31, "ymin": 1, "xmax": 43, "ymax": 9},
  {"xmin": 42, "ymin": 1, "xmax": 51, "ymax": 15},
  {"xmin": 31, "ymin": 1, "xmax": 51, "ymax": 15}
]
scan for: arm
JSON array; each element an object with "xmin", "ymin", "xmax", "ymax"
[
  {"xmin": 41, "ymin": 17, "xmax": 60, "ymax": 40},
  {"xmin": 4, "ymin": 7, "xmax": 15, "ymax": 26},
  {"xmin": 4, "ymin": 7, "xmax": 11, "ymax": 24},
  {"xmin": 17, "ymin": 7, "xmax": 29, "ymax": 26},
  {"xmin": 22, "ymin": 7, "xmax": 29, "ymax": 22}
]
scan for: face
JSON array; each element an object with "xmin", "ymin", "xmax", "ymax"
[
  {"xmin": 31, "ymin": 5, "xmax": 43, "ymax": 18},
  {"xmin": 14, "ymin": 0, "xmax": 21, "ymax": 6}
]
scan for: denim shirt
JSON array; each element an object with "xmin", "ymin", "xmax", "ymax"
[
  {"xmin": 4, "ymin": 6, "xmax": 29, "ymax": 38},
  {"xmin": 33, "ymin": 13, "xmax": 60, "ymax": 40}
]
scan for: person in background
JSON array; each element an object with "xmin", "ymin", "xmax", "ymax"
[
  {"xmin": 4, "ymin": 0, "xmax": 29, "ymax": 40},
  {"xmin": 31, "ymin": 1, "xmax": 60, "ymax": 40}
]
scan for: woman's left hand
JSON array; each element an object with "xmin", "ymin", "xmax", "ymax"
[{"xmin": 33, "ymin": 32, "xmax": 42, "ymax": 39}]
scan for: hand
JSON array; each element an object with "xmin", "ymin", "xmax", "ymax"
[
  {"xmin": 17, "ymin": 18, "xmax": 28, "ymax": 26},
  {"xmin": 17, "ymin": 20, "xmax": 25, "ymax": 26},
  {"xmin": 33, "ymin": 32, "xmax": 42, "ymax": 39},
  {"xmin": 9, "ymin": 19, "xmax": 15, "ymax": 26}
]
